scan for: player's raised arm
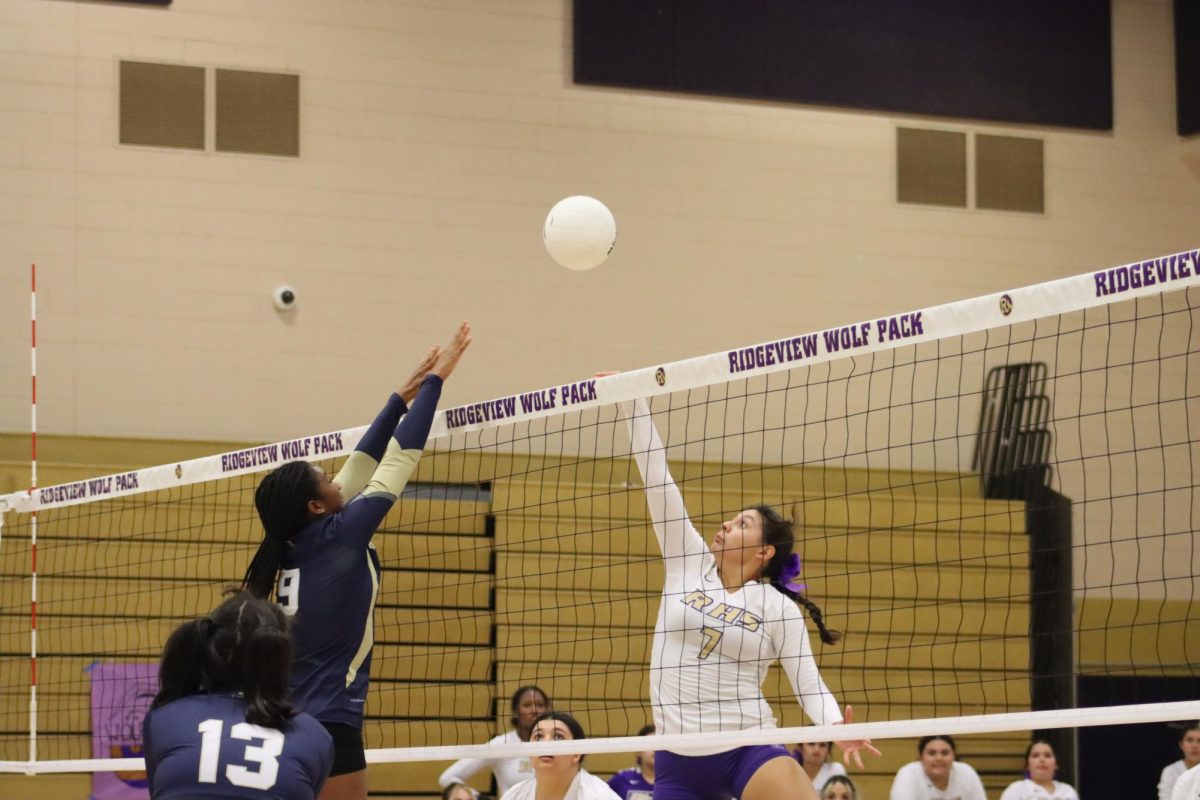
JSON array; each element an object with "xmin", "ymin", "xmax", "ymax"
[
  {"xmin": 334, "ymin": 345, "xmax": 439, "ymax": 500},
  {"xmin": 618, "ymin": 395, "xmax": 707, "ymax": 566}
]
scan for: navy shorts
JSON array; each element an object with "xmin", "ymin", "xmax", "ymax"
[
  {"xmin": 321, "ymin": 722, "xmax": 366, "ymax": 776},
  {"xmin": 654, "ymin": 744, "xmax": 792, "ymax": 800}
]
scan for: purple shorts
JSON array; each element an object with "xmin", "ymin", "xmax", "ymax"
[{"xmin": 654, "ymin": 744, "xmax": 792, "ymax": 800}]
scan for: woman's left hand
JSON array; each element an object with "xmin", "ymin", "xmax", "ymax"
[
  {"xmin": 832, "ymin": 705, "xmax": 882, "ymax": 769},
  {"xmin": 399, "ymin": 344, "xmax": 441, "ymax": 403}
]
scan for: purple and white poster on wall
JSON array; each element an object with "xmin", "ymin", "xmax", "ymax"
[{"xmin": 89, "ymin": 663, "xmax": 156, "ymax": 800}]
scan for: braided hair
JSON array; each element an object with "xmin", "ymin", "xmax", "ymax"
[
  {"xmin": 755, "ymin": 504, "xmax": 842, "ymax": 644},
  {"xmin": 243, "ymin": 460, "xmax": 319, "ymax": 599},
  {"xmin": 152, "ymin": 591, "xmax": 295, "ymax": 729}
]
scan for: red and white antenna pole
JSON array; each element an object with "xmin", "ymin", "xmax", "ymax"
[{"xmin": 29, "ymin": 262, "xmax": 38, "ymax": 764}]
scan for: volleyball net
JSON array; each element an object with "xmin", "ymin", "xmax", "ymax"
[{"xmin": 2, "ymin": 250, "xmax": 1200, "ymax": 790}]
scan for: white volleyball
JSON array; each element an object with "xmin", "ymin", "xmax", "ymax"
[{"xmin": 543, "ymin": 195, "xmax": 616, "ymax": 271}]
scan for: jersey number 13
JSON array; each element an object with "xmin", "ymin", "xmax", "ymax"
[{"xmin": 197, "ymin": 719, "xmax": 284, "ymax": 790}]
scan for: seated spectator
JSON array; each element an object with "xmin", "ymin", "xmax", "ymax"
[
  {"xmin": 998, "ymin": 740, "xmax": 1078, "ymax": 800},
  {"xmin": 1162, "ymin": 722, "xmax": 1200, "ymax": 800},
  {"xmin": 607, "ymin": 724, "xmax": 655, "ymax": 799},
  {"xmin": 443, "ymin": 782, "xmax": 477, "ymax": 800},
  {"xmin": 820, "ymin": 774, "xmax": 860, "ymax": 800},
  {"xmin": 792, "ymin": 740, "xmax": 847, "ymax": 793},
  {"xmin": 890, "ymin": 735, "xmax": 986, "ymax": 800}
]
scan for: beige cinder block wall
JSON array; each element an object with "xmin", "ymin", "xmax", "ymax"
[{"xmin": 0, "ymin": 1, "xmax": 1197, "ymax": 646}]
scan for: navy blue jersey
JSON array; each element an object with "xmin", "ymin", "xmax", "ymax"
[
  {"xmin": 279, "ymin": 495, "xmax": 392, "ymax": 726},
  {"xmin": 279, "ymin": 377, "xmax": 442, "ymax": 728},
  {"xmin": 143, "ymin": 693, "xmax": 333, "ymax": 800}
]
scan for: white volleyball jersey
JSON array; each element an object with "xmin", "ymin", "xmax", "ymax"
[{"xmin": 624, "ymin": 400, "xmax": 842, "ymax": 752}]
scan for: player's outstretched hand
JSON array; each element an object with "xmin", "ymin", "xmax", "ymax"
[
  {"xmin": 399, "ymin": 345, "xmax": 441, "ymax": 403},
  {"xmin": 833, "ymin": 706, "xmax": 882, "ymax": 769},
  {"xmin": 431, "ymin": 321, "xmax": 472, "ymax": 381}
]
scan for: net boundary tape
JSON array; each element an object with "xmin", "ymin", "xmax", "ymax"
[
  {"xmin": 3, "ymin": 700, "xmax": 1200, "ymax": 774},
  {"xmin": 5, "ymin": 248, "xmax": 1198, "ymax": 514}
]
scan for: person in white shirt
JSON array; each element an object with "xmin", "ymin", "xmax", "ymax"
[
  {"xmin": 439, "ymin": 686, "xmax": 551, "ymax": 796},
  {"xmin": 820, "ymin": 775, "xmax": 860, "ymax": 800},
  {"xmin": 890, "ymin": 735, "xmax": 987, "ymax": 800},
  {"xmin": 791, "ymin": 741, "xmax": 848, "ymax": 794},
  {"xmin": 1161, "ymin": 722, "xmax": 1200, "ymax": 800},
  {"xmin": 998, "ymin": 740, "xmax": 1078, "ymax": 800},
  {"xmin": 500, "ymin": 712, "xmax": 620, "ymax": 800},
  {"xmin": 1171, "ymin": 762, "xmax": 1200, "ymax": 800},
  {"xmin": 620, "ymin": 396, "xmax": 879, "ymax": 800}
]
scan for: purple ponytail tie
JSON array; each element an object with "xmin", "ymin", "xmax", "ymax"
[{"xmin": 773, "ymin": 552, "xmax": 806, "ymax": 593}]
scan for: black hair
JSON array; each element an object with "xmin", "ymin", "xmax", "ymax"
[
  {"xmin": 441, "ymin": 782, "xmax": 473, "ymax": 800},
  {"xmin": 1024, "ymin": 739, "xmax": 1055, "ymax": 763},
  {"xmin": 509, "ymin": 685, "xmax": 551, "ymax": 731},
  {"xmin": 919, "ymin": 734, "xmax": 957, "ymax": 756},
  {"xmin": 755, "ymin": 504, "xmax": 841, "ymax": 644},
  {"xmin": 243, "ymin": 460, "xmax": 320, "ymax": 598},
  {"xmin": 634, "ymin": 723, "xmax": 654, "ymax": 767},
  {"xmin": 820, "ymin": 774, "xmax": 859, "ymax": 800},
  {"xmin": 152, "ymin": 591, "xmax": 295, "ymax": 729},
  {"xmin": 1181, "ymin": 721, "xmax": 1200, "ymax": 741},
  {"xmin": 796, "ymin": 740, "xmax": 835, "ymax": 762},
  {"xmin": 531, "ymin": 710, "xmax": 587, "ymax": 765}
]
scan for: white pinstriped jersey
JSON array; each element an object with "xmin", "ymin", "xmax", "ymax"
[{"xmin": 624, "ymin": 400, "xmax": 842, "ymax": 754}]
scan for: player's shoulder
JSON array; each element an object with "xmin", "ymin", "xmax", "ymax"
[
  {"xmin": 580, "ymin": 768, "xmax": 622, "ymax": 797},
  {"xmin": 149, "ymin": 692, "xmax": 240, "ymax": 719},
  {"xmin": 953, "ymin": 759, "xmax": 982, "ymax": 775},
  {"xmin": 490, "ymin": 730, "xmax": 520, "ymax": 746},
  {"xmin": 144, "ymin": 693, "xmax": 241, "ymax": 742},
  {"xmin": 286, "ymin": 711, "xmax": 332, "ymax": 740},
  {"xmin": 761, "ymin": 586, "xmax": 804, "ymax": 620},
  {"xmin": 1054, "ymin": 781, "xmax": 1080, "ymax": 800}
]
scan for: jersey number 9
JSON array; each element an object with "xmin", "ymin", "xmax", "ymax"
[{"xmin": 277, "ymin": 567, "xmax": 300, "ymax": 616}]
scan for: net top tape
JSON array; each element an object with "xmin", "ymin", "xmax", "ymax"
[
  {"xmin": 4, "ymin": 248, "xmax": 1197, "ymax": 514},
  {"xmin": 3, "ymin": 700, "xmax": 1200, "ymax": 774}
]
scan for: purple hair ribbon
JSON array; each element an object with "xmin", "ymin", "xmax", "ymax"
[{"xmin": 773, "ymin": 552, "xmax": 806, "ymax": 593}]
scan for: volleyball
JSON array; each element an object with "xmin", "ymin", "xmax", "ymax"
[{"xmin": 543, "ymin": 195, "xmax": 616, "ymax": 271}]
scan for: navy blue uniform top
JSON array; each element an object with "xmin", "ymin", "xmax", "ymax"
[
  {"xmin": 279, "ymin": 376, "xmax": 442, "ymax": 728},
  {"xmin": 143, "ymin": 693, "xmax": 333, "ymax": 800}
]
